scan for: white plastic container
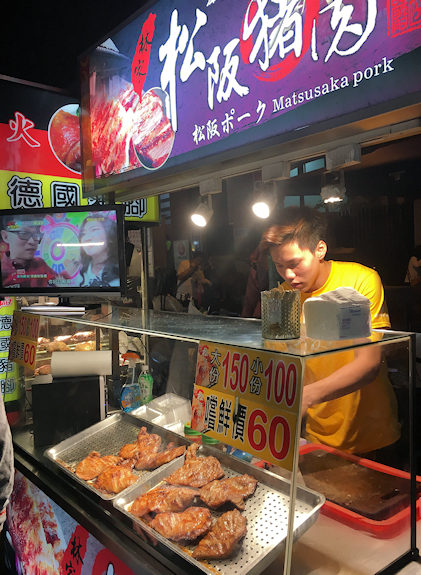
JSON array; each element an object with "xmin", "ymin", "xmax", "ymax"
[
  {"xmin": 130, "ymin": 393, "xmax": 191, "ymax": 428},
  {"xmin": 147, "ymin": 393, "xmax": 191, "ymax": 425}
]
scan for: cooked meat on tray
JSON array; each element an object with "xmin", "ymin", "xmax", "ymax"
[
  {"xmin": 119, "ymin": 427, "xmax": 162, "ymax": 459},
  {"xmin": 149, "ymin": 507, "xmax": 212, "ymax": 542},
  {"xmin": 75, "ymin": 451, "xmax": 122, "ymax": 481},
  {"xmin": 192, "ymin": 509, "xmax": 247, "ymax": 560},
  {"xmin": 200, "ymin": 474, "xmax": 258, "ymax": 510},
  {"xmin": 166, "ymin": 444, "xmax": 224, "ymax": 488},
  {"xmin": 130, "ymin": 485, "xmax": 199, "ymax": 518},
  {"xmin": 95, "ymin": 462, "xmax": 138, "ymax": 494},
  {"xmin": 135, "ymin": 443, "xmax": 186, "ymax": 471}
]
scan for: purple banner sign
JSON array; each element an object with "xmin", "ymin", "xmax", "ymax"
[{"xmin": 83, "ymin": 0, "xmax": 421, "ymax": 180}]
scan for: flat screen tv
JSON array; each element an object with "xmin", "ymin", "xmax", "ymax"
[{"xmin": 0, "ymin": 205, "xmax": 126, "ymax": 299}]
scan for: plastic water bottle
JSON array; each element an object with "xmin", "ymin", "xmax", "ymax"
[
  {"xmin": 138, "ymin": 365, "xmax": 153, "ymax": 405},
  {"xmin": 120, "ymin": 355, "xmax": 141, "ymax": 412}
]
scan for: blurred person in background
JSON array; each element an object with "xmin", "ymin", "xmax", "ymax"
[{"xmin": 176, "ymin": 252, "xmax": 211, "ymax": 307}]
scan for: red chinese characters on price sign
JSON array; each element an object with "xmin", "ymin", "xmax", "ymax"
[
  {"xmin": 8, "ymin": 311, "xmax": 40, "ymax": 371},
  {"xmin": 192, "ymin": 342, "xmax": 302, "ymax": 471}
]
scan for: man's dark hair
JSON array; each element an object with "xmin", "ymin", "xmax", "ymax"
[{"xmin": 261, "ymin": 207, "xmax": 327, "ymax": 253}]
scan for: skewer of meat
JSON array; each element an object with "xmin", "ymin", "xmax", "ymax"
[{"xmin": 192, "ymin": 509, "xmax": 247, "ymax": 560}]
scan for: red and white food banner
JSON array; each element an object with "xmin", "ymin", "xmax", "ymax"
[
  {"xmin": 7, "ymin": 470, "xmax": 136, "ymax": 575},
  {"xmin": 192, "ymin": 341, "xmax": 302, "ymax": 471}
]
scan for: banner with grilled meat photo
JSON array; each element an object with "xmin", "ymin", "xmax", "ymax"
[{"xmin": 5, "ymin": 470, "xmax": 136, "ymax": 575}]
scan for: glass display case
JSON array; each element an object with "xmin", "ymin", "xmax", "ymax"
[{"xmin": 9, "ymin": 305, "xmax": 419, "ymax": 575}]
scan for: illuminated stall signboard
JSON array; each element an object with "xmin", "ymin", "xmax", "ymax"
[
  {"xmin": 0, "ymin": 77, "xmax": 159, "ymax": 220},
  {"xmin": 81, "ymin": 0, "xmax": 421, "ymax": 190}
]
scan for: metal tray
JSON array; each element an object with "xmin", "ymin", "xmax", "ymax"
[
  {"xmin": 114, "ymin": 445, "xmax": 325, "ymax": 575},
  {"xmin": 44, "ymin": 412, "xmax": 190, "ymax": 500}
]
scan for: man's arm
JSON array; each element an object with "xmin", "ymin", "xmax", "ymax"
[
  {"xmin": 302, "ymin": 345, "xmax": 382, "ymax": 413},
  {"xmin": 177, "ymin": 260, "xmax": 199, "ymax": 284}
]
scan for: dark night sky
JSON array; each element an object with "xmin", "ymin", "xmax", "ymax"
[{"xmin": 1, "ymin": 1, "xmax": 147, "ymax": 95}]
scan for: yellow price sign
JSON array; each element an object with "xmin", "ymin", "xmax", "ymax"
[
  {"xmin": 9, "ymin": 311, "xmax": 40, "ymax": 371},
  {"xmin": 192, "ymin": 341, "xmax": 303, "ymax": 470}
]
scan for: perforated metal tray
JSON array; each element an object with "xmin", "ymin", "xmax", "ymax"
[
  {"xmin": 114, "ymin": 446, "xmax": 325, "ymax": 575},
  {"xmin": 44, "ymin": 412, "xmax": 190, "ymax": 500}
]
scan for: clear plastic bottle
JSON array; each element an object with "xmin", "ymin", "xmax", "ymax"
[
  {"xmin": 138, "ymin": 365, "xmax": 154, "ymax": 405},
  {"xmin": 120, "ymin": 354, "xmax": 141, "ymax": 412}
]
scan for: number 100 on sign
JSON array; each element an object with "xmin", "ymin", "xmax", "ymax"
[{"xmin": 221, "ymin": 349, "xmax": 300, "ymax": 413}]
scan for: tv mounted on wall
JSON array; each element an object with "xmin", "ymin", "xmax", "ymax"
[{"xmin": 0, "ymin": 205, "xmax": 126, "ymax": 300}]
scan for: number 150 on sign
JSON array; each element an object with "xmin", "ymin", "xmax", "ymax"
[{"xmin": 221, "ymin": 350, "xmax": 300, "ymax": 411}]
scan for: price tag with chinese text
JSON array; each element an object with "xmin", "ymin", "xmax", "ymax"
[
  {"xmin": 8, "ymin": 311, "xmax": 40, "ymax": 372},
  {"xmin": 192, "ymin": 341, "xmax": 302, "ymax": 471}
]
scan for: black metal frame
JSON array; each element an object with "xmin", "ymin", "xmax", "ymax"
[{"xmin": 375, "ymin": 332, "xmax": 420, "ymax": 575}]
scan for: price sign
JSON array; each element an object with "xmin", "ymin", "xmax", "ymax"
[
  {"xmin": 192, "ymin": 341, "xmax": 302, "ymax": 470},
  {"xmin": 9, "ymin": 311, "xmax": 40, "ymax": 372}
]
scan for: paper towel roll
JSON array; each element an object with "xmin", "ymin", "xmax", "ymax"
[{"xmin": 51, "ymin": 350, "xmax": 112, "ymax": 377}]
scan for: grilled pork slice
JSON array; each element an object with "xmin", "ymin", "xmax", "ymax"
[
  {"xmin": 149, "ymin": 507, "xmax": 212, "ymax": 542},
  {"xmin": 119, "ymin": 427, "xmax": 162, "ymax": 459},
  {"xmin": 200, "ymin": 474, "xmax": 258, "ymax": 510},
  {"xmin": 75, "ymin": 451, "xmax": 122, "ymax": 481},
  {"xmin": 95, "ymin": 462, "xmax": 137, "ymax": 494},
  {"xmin": 166, "ymin": 444, "xmax": 224, "ymax": 488},
  {"xmin": 192, "ymin": 509, "xmax": 247, "ymax": 560},
  {"xmin": 130, "ymin": 485, "xmax": 198, "ymax": 518},
  {"xmin": 135, "ymin": 443, "xmax": 186, "ymax": 471}
]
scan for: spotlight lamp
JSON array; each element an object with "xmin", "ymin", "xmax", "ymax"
[
  {"xmin": 320, "ymin": 170, "xmax": 346, "ymax": 204},
  {"xmin": 251, "ymin": 180, "xmax": 276, "ymax": 219},
  {"xmin": 191, "ymin": 198, "xmax": 214, "ymax": 227},
  {"xmin": 252, "ymin": 200, "xmax": 271, "ymax": 219}
]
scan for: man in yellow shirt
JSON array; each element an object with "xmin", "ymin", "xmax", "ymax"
[{"xmin": 261, "ymin": 208, "xmax": 400, "ymax": 460}]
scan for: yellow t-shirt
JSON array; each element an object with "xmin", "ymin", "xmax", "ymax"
[{"xmin": 284, "ymin": 261, "xmax": 400, "ymax": 454}]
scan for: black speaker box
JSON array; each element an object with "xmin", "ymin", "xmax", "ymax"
[{"xmin": 31, "ymin": 375, "xmax": 106, "ymax": 447}]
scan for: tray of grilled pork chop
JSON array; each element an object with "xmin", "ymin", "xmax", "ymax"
[
  {"xmin": 114, "ymin": 443, "xmax": 325, "ymax": 575},
  {"xmin": 44, "ymin": 412, "xmax": 190, "ymax": 500}
]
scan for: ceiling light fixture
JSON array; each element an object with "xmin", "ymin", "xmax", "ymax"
[
  {"xmin": 191, "ymin": 197, "xmax": 214, "ymax": 227},
  {"xmin": 251, "ymin": 180, "xmax": 277, "ymax": 219},
  {"xmin": 320, "ymin": 170, "xmax": 346, "ymax": 204}
]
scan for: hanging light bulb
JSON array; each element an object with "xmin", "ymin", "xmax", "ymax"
[
  {"xmin": 251, "ymin": 180, "xmax": 276, "ymax": 219},
  {"xmin": 320, "ymin": 170, "xmax": 346, "ymax": 203},
  {"xmin": 252, "ymin": 200, "xmax": 271, "ymax": 219},
  {"xmin": 191, "ymin": 198, "xmax": 214, "ymax": 227}
]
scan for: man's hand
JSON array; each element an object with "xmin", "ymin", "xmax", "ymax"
[{"xmin": 301, "ymin": 345, "xmax": 382, "ymax": 414}]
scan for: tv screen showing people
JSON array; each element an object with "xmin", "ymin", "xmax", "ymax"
[{"xmin": 0, "ymin": 207, "xmax": 125, "ymax": 294}]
